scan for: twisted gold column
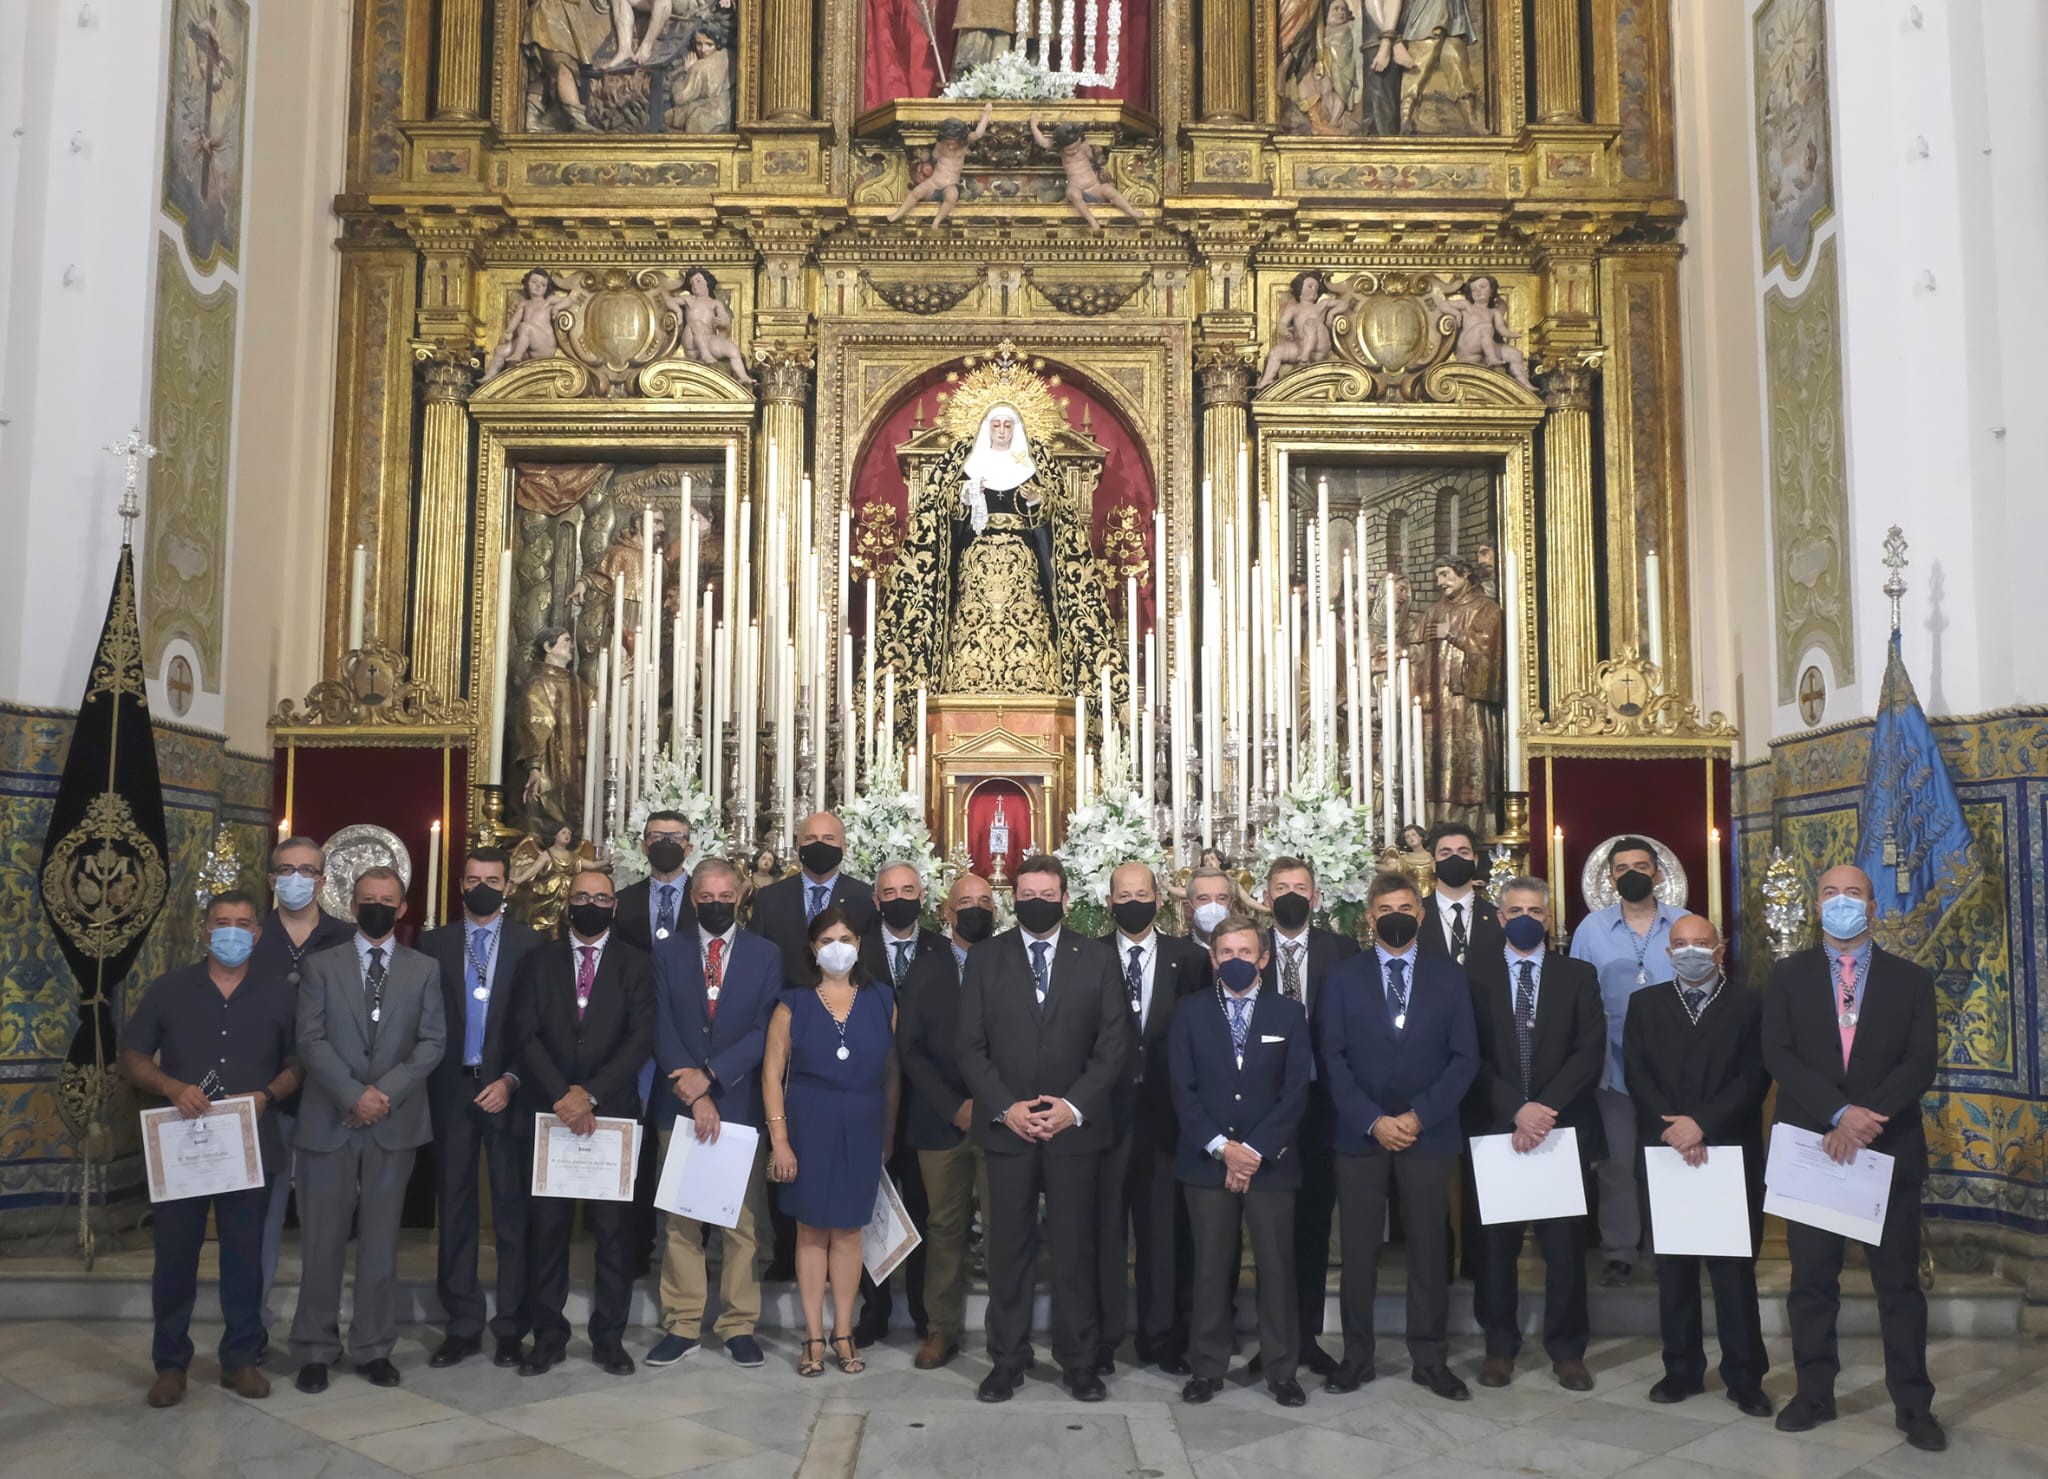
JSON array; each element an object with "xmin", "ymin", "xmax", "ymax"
[
  {"xmin": 1201, "ymin": 0, "xmax": 1253, "ymax": 123},
  {"xmin": 1542, "ymin": 359, "xmax": 1600, "ymax": 703},
  {"xmin": 761, "ymin": 0, "xmax": 816, "ymax": 122},
  {"xmin": 433, "ymin": 0, "xmax": 484, "ymax": 120},
  {"xmin": 1533, "ymin": 0, "xmax": 1584, "ymax": 124},
  {"xmin": 411, "ymin": 354, "xmax": 475, "ymax": 702}
]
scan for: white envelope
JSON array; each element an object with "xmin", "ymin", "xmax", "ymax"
[{"xmin": 653, "ymin": 1122, "xmax": 760, "ymax": 1229}]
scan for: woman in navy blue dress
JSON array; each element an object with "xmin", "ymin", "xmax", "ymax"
[{"xmin": 764, "ymin": 907, "xmax": 898, "ymax": 1376}]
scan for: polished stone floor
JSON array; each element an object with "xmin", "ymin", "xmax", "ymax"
[{"xmin": 2, "ymin": 1318, "xmax": 2044, "ymax": 1479}]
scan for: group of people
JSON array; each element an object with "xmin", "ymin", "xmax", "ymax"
[{"xmin": 122, "ymin": 816, "xmax": 1947, "ymax": 1453}]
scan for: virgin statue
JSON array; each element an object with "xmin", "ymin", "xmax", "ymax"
[
  {"xmin": 880, "ymin": 374, "xmax": 1121, "ymax": 700},
  {"xmin": 514, "ymin": 627, "xmax": 587, "ymax": 841}
]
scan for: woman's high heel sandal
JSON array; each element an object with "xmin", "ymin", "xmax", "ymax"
[
  {"xmin": 831, "ymin": 1334, "xmax": 865, "ymax": 1374},
  {"xmin": 798, "ymin": 1338, "xmax": 826, "ymax": 1377}
]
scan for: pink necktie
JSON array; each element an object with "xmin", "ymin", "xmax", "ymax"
[
  {"xmin": 1836, "ymin": 954, "xmax": 1857, "ymax": 1069},
  {"xmin": 576, "ymin": 945, "xmax": 597, "ymax": 1021}
]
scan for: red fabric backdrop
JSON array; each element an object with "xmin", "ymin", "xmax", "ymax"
[
  {"xmin": 863, "ymin": 0, "xmax": 1154, "ymax": 113},
  {"xmin": 272, "ymin": 745, "xmax": 470, "ymax": 948},
  {"xmin": 966, "ymin": 778, "xmax": 1033, "ymax": 879}
]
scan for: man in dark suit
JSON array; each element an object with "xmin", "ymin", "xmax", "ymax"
[
  {"xmin": 1464, "ymin": 876, "xmax": 1605, "ymax": 1392},
  {"xmin": 1259, "ymin": 854, "xmax": 1359, "ymax": 1377},
  {"xmin": 613, "ymin": 813, "xmax": 695, "ymax": 1280},
  {"xmin": 1762, "ymin": 865, "xmax": 1943, "ymax": 1452},
  {"xmin": 511, "ymin": 868, "xmax": 654, "ymax": 1376},
  {"xmin": 1095, "ymin": 860, "xmax": 1208, "ymax": 1376},
  {"xmin": 958, "ymin": 853, "xmax": 1128, "ymax": 1403},
  {"xmin": 1171, "ymin": 915, "xmax": 1311, "ymax": 1408},
  {"xmin": 896, "ymin": 872, "xmax": 996, "ymax": 1370},
  {"xmin": 1318, "ymin": 873, "xmax": 1477, "ymax": 1401},
  {"xmin": 1622, "ymin": 912, "xmax": 1772, "ymax": 1418},
  {"xmin": 1420, "ymin": 822, "xmax": 1499, "ymax": 966},
  {"xmin": 421, "ymin": 847, "xmax": 543, "ymax": 1369},
  {"xmin": 647, "ymin": 857, "xmax": 782, "ymax": 1371},
  {"xmin": 850, "ymin": 859, "xmax": 945, "ymax": 1345}
]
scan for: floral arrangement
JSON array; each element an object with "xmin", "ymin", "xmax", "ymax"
[
  {"xmin": 941, "ymin": 50, "xmax": 1076, "ymax": 101},
  {"xmin": 841, "ymin": 748, "xmax": 945, "ymax": 888},
  {"xmin": 607, "ymin": 739, "xmax": 726, "ymax": 884},
  {"xmin": 1056, "ymin": 755, "xmax": 1166, "ymax": 938},
  {"xmin": 1253, "ymin": 755, "xmax": 1377, "ymax": 929}
]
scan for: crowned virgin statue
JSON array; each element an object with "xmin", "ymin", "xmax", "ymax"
[{"xmin": 880, "ymin": 362, "xmax": 1122, "ymax": 699}]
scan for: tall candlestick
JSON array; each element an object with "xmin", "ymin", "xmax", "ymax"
[
  {"xmin": 582, "ymin": 696, "xmax": 600, "ymax": 840},
  {"xmin": 863, "ymin": 575, "xmax": 878, "ymax": 779},
  {"xmin": 488, "ymin": 546, "xmax": 512, "ymax": 784},
  {"xmin": 1125, "ymin": 574, "xmax": 1139, "ymax": 761},
  {"xmin": 1342, "ymin": 554, "xmax": 1358, "ymax": 795},
  {"xmin": 699, "ymin": 588, "xmax": 714, "ymax": 773},
  {"xmin": 425, "ymin": 819, "xmax": 442, "ymax": 928},
  {"xmin": 276, "ymin": 816, "xmax": 290, "ymax": 843},
  {"xmin": 914, "ymin": 684, "xmax": 928, "ymax": 809},
  {"xmin": 1099, "ymin": 662, "xmax": 1115, "ymax": 783},
  {"xmin": 1408, "ymin": 694, "xmax": 1424, "ymax": 825},
  {"xmin": 1380, "ymin": 677, "xmax": 1396, "ymax": 843},
  {"xmin": 1644, "ymin": 549, "xmax": 1665, "ymax": 669},
  {"xmin": 347, "ymin": 543, "xmax": 367, "ymax": 649},
  {"xmin": 882, "ymin": 667, "xmax": 896, "ymax": 779},
  {"xmin": 1708, "ymin": 825, "xmax": 1724, "ymax": 934},
  {"xmin": 840, "ymin": 630, "xmax": 856, "ymax": 803},
  {"xmin": 1550, "ymin": 825, "xmax": 1567, "ymax": 942},
  {"xmin": 1075, "ymin": 688, "xmax": 1089, "ymax": 805}
]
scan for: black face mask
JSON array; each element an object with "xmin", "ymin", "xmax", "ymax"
[
  {"xmin": 1013, "ymin": 896, "xmax": 1064, "ymax": 935},
  {"xmin": 1433, "ymin": 854, "xmax": 1476, "ymax": 888},
  {"xmin": 356, "ymin": 902, "xmax": 398, "ymax": 940},
  {"xmin": 694, "ymin": 900, "xmax": 736, "ymax": 937},
  {"xmin": 953, "ymin": 906, "xmax": 994, "ymax": 943},
  {"xmin": 568, "ymin": 903, "xmax": 615, "ymax": 939},
  {"xmin": 798, "ymin": 841, "xmax": 843, "ymax": 877},
  {"xmin": 462, "ymin": 883, "xmax": 505, "ymax": 918},
  {"xmin": 880, "ymin": 896, "xmax": 924, "ymax": 930},
  {"xmin": 1373, "ymin": 912, "xmax": 1421, "ymax": 949},
  {"xmin": 1615, "ymin": 869, "xmax": 1656, "ymax": 904},
  {"xmin": 1270, "ymin": 892, "xmax": 1312, "ymax": 930},
  {"xmin": 1111, "ymin": 899, "xmax": 1158, "ymax": 936},
  {"xmin": 645, "ymin": 838, "xmax": 688, "ymax": 875}
]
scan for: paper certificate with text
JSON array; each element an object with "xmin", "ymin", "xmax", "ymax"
[
  {"xmin": 530, "ymin": 1114, "xmax": 640, "ymax": 1201},
  {"xmin": 862, "ymin": 1173, "xmax": 922, "ymax": 1283},
  {"xmin": 142, "ymin": 1096, "xmax": 264, "ymax": 1203},
  {"xmin": 653, "ymin": 1121, "xmax": 759, "ymax": 1229},
  {"xmin": 1762, "ymin": 1122, "xmax": 1892, "ymax": 1243}
]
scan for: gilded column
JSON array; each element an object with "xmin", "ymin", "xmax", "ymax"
[
  {"xmin": 1197, "ymin": 348, "xmax": 1252, "ymax": 519},
  {"xmin": 761, "ymin": 0, "xmax": 816, "ymax": 121},
  {"xmin": 411, "ymin": 351, "xmax": 477, "ymax": 702},
  {"xmin": 433, "ymin": 0, "xmax": 485, "ymax": 120},
  {"xmin": 757, "ymin": 346, "xmax": 813, "ymax": 576},
  {"xmin": 1201, "ymin": 0, "xmax": 1254, "ymax": 123},
  {"xmin": 1532, "ymin": 0, "xmax": 1584, "ymax": 124},
  {"xmin": 1542, "ymin": 358, "xmax": 1600, "ymax": 703}
]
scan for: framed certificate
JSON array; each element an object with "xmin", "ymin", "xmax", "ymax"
[
  {"xmin": 141, "ymin": 1095, "xmax": 264, "ymax": 1203},
  {"xmin": 861, "ymin": 1172, "xmax": 922, "ymax": 1283},
  {"xmin": 530, "ymin": 1114, "xmax": 640, "ymax": 1201}
]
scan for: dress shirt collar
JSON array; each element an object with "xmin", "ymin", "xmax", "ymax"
[
  {"xmin": 464, "ymin": 912, "xmax": 503, "ymax": 939},
  {"xmin": 1505, "ymin": 941, "xmax": 1547, "ymax": 970},
  {"xmin": 1434, "ymin": 886, "xmax": 1475, "ymax": 909},
  {"xmin": 1021, "ymin": 924, "xmax": 1062, "ymax": 952},
  {"xmin": 1608, "ymin": 900, "xmax": 1683, "ymax": 934},
  {"xmin": 1272, "ymin": 922, "xmax": 1310, "ymax": 950},
  {"xmin": 1375, "ymin": 943, "xmax": 1419, "ymax": 975},
  {"xmin": 1221, "ymin": 981, "xmax": 1260, "ymax": 1006},
  {"xmin": 883, "ymin": 919, "xmax": 921, "ymax": 944},
  {"xmin": 1822, "ymin": 937, "xmax": 1873, "ymax": 1006},
  {"xmin": 570, "ymin": 929, "xmax": 611, "ymax": 955},
  {"xmin": 648, "ymin": 864, "xmax": 689, "ymax": 886},
  {"xmin": 802, "ymin": 869, "xmax": 840, "ymax": 893},
  {"xmin": 951, "ymin": 941, "xmax": 970, "ymax": 974},
  {"xmin": 698, "ymin": 920, "xmax": 738, "ymax": 951},
  {"xmin": 1116, "ymin": 927, "xmax": 1157, "ymax": 956},
  {"xmin": 354, "ymin": 930, "xmax": 394, "ymax": 962}
]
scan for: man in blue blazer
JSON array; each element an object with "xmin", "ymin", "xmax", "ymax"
[
  {"xmin": 1318, "ymin": 872, "xmax": 1478, "ymax": 1401},
  {"xmin": 647, "ymin": 857, "xmax": 782, "ymax": 1371},
  {"xmin": 1170, "ymin": 915, "xmax": 1312, "ymax": 1409}
]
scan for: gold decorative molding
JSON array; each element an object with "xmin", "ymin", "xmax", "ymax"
[
  {"xmin": 273, "ymin": 644, "xmax": 470, "ymax": 735},
  {"xmin": 754, "ymin": 342, "xmax": 815, "ymax": 404},
  {"xmin": 862, "ymin": 271, "xmax": 979, "ymax": 316},
  {"xmin": 1528, "ymin": 653, "xmax": 1736, "ymax": 756}
]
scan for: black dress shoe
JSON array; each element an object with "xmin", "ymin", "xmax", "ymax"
[
  {"xmin": 492, "ymin": 1337, "xmax": 525, "ymax": 1369},
  {"xmin": 594, "ymin": 1344, "xmax": 636, "ymax": 1377},
  {"xmin": 358, "ymin": 1358, "xmax": 401, "ymax": 1388},
  {"xmin": 294, "ymin": 1363, "xmax": 328, "ymax": 1394},
  {"xmin": 1155, "ymin": 1352, "xmax": 1192, "ymax": 1377},
  {"xmin": 1324, "ymin": 1362, "xmax": 1373, "ymax": 1395},
  {"xmin": 1727, "ymin": 1387, "xmax": 1775, "ymax": 1418},
  {"xmin": 1773, "ymin": 1394, "xmax": 1837, "ymax": 1432},
  {"xmin": 1301, "ymin": 1344, "xmax": 1339, "ymax": 1378},
  {"xmin": 430, "ymin": 1335, "xmax": 480, "ymax": 1369},
  {"xmin": 1896, "ymin": 1411, "xmax": 1947, "ymax": 1452},
  {"xmin": 1181, "ymin": 1376, "xmax": 1221, "ymax": 1404},
  {"xmin": 1065, "ymin": 1369, "xmax": 1108, "ymax": 1402},
  {"xmin": 763, "ymin": 1259, "xmax": 797, "ymax": 1283},
  {"xmin": 1271, "ymin": 1378, "xmax": 1308, "ymax": 1408},
  {"xmin": 1413, "ymin": 1365, "xmax": 1471, "ymax": 1401},
  {"xmin": 519, "ymin": 1346, "xmax": 564, "ymax": 1377},
  {"xmin": 1648, "ymin": 1375, "xmax": 1705, "ymax": 1405},
  {"xmin": 1093, "ymin": 1349, "xmax": 1116, "ymax": 1376},
  {"xmin": 977, "ymin": 1367, "xmax": 1021, "ymax": 1403},
  {"xmin": 852, "ymin": 1316, "xmax": 888, "ymax": 1350}
]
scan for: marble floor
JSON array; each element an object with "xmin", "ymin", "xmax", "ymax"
[{"xmin": 1, "ymin": 1318, "xmax": 2043, "ymax": 1479}]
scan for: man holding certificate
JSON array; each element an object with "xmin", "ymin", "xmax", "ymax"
[
  {"xmin": 121, "ymin": 891, "xmax": 301, "ymax": 1408},
  {"xmin": 1620, "ymin": 913, "xmax": 1771, "ymax": 1417},
  {"xmin": 1462, "ymin": 877, "xmax": 1605, "ymax": 1392},
  {"xmin": 511, "ymin": 866, "xmax": 654, "ymax": 1377},
  {"xmin": 1761, "ymin": 865, "xmax": 1944, "ymax": 1452}
]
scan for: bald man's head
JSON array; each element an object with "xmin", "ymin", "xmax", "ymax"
[
  {"xmin": 1668, "ymin": 912, "xmax": 1720, "ymax": 950},
  {"xmin": 1817, "ymin": 865, "xmax": 1872, "ymax": 901}
]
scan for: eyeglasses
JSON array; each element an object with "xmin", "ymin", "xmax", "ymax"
[
  {"xmin": 272, "ymin": 865, "xmax": 323, "ymax": 879},
  {"xmin": 568, "ymin": 892, "xmax": 616, "ymax": 906},
  {"xmin": 644, "ymin": 831, "xmax": 689, "ymax": 844}
]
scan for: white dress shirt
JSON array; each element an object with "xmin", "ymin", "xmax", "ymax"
[{"xmin": 1434, "ymin": 887, "xmax": 1477, "ymax": 955}]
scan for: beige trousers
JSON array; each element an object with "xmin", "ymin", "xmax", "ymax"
[
  {"xmin": 657, "ymin": 1128, "xmax": 767, "ymax": 1338},
  {"xmin": 917, "ymin": 1139, "xmax": 988, "ymax": 1341}
]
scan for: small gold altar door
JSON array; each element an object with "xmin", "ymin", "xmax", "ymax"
[{"xmin": 925, "ymin": 695, "xmax": 1077, "ymax": 870}]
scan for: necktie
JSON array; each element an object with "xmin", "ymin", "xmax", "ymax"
[
  {"xmin": 892, "ymin": 939, "xmax": 913, "ymax": 987},
  {"xmin": 1449, "ymin": 902, "xmax": 1467, "ymax": 963},
  {"xmin": 575, "ymin": 944, "xmax": 597, "ymax": 1020},
  {"xmin": 1386, "ymin": 956, "xmax": 1409, "ymax": 1030},
  {"xmin": 657, "ymin": 884, "xmax": 677, "ymax": 936},
  {"xmin": 364, "ymin": 945, "xmax": 386, "ymax": 1046},
  {"xmin": 807, "ymin": 883, "xmax": 828, "ymax": 921},
  {"xmin": 704, "ymin": 937, "xmax": 724, "ymax": 1022},
  {"xmin": 1030, "ymin": 939, "xmax": 1050, "ymax": 1009},
  {"xmin": 1682, "ymin": 986, "xmax": 1706, "ymax": 1020},
  {"xmin": 1514, "ymin": 960, "xmax": 1536, "ymax": 1093},
  {"xmin": 1126, "ymin": 945, "xmax": 1144, "ymax": 1018},
  {"xmin": 1837, "ymin": 953, "xmax": 1858, "ymax": 1068},
  {"xmin": 1280, "ymin": 941, "xmax": 1303, "ymax": 1003},
  {"xmin": 1225, "ymin": 994, "xmax": 1250, "ymax": 1057}
]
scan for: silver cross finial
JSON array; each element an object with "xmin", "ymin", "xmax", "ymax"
[
  {"xmin": 105, "ymin": 426, "xmax": 159, "ymax": 545},
  {"xmin": 1880, "ymin": 525, "xmax": 1909, "ymax": 636}
]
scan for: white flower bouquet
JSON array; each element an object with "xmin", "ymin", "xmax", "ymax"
[
  {"xmin": 941, "ymin": 50, "xmax": 1077, "ymax": 101},
  {"xmin": 607, "ymin": 740, "xmax": 726, "ymax": 885},
  {"xmin": 1253, "ymin": 753, "xmax": 1377, "ymax": 926},
  {"xmin": 841, "ymin": 749, "xmax": 945, "ymax": 888},
  {"xmin": 1056, "ymin": 755, "xmax": 1165, "ymax": 937}
]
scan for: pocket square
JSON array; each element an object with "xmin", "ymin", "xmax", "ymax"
[{"xmin": 1259, "ymin": 1034, "xmax": 1286, "ymax": 1044}]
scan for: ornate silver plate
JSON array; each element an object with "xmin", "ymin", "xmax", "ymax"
[
  {"xmin": 319, "ymin": 824, "xmax": 414, "ymax": 918},
  {"xmin": 1579, "ymin": 833, "xmax": 1690, "ymax": 915}
]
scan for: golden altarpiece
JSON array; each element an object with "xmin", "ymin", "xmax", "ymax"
[{"xmin": 285, "ymin": 0, "xmax": 1734, "ymax": 935}]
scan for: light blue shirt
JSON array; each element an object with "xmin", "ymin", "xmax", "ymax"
[
  {"xmin": 460, "ymin": 914, "xmax": 503, "ymax": 1067},
  {"xmin": 648, "ymin": 873, "xmax": 688, "ymax": 939},
  {"xmin": 1374, "ymin": 945, "xmax": 1420, "ymax": 1028},
  {"xmin": 1570, "ymin": 900, "xmax": 1685, "ymax": 1094}
]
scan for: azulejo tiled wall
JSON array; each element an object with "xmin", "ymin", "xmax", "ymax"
[
  {"xmin": 0, "ymin": 704, "xmax": 271, "ymax": 1228},
  {"xmin": 1735, "ymin": 709, "xmax": 2048, "ymax": 1270}
]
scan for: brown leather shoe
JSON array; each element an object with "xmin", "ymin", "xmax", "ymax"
[
  {"xmin": 913, "ymin": 1333, "xmax": 960, "ymax": 1370},
  {"xmin": 146, "ymin": 1368, "xmax": 187, "ymax": 1408},
  {"xmin": 220, "ymin": 1366, "xmax": 271, "ymax": 1399},
  {"xmin": 1478, "ymin": 1355, "xmax": 1513, "ymax": 1387},
  {"xmin": 1553, "ymin": 1358, "xmax": 1594, "ymax": 1391}
]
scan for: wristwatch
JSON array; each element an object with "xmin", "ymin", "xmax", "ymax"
[{"xmin": 260, "ymin": 1088, "xmax": 277, "ymax": 1110}]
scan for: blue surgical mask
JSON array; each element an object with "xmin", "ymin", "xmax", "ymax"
[
  {"xmin": 1502, "ymin": 914, "xmax": 1548, "ymax": 951},
  {"xmin": 1217, "ymin": 957, "xmax": 1260, "ymax": 993},
  {"xmin": 1821, "ymin": 894, "xmax": 1869, "ymax": 941},
  {"xmin": 275, "ymin": 874, "xmax": 318, "ymax": 911},
  {"xmin": 209, "ymin": 925, "xmax": 256, "ymax": 968}
]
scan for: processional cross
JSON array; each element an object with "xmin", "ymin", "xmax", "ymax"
[{"xmin": 104, "ymin": 427, "xmax": 159, "ymax": 546}]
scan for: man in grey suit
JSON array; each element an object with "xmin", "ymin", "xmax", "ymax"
[{"xmin": 290, "ymin": 865, "xmax": 446, "ymax": 1393}]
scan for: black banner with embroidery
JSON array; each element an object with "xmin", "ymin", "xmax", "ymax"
[{"xmin": 38, "ymin": 547, "xmax": 170, "ymax": 1013}]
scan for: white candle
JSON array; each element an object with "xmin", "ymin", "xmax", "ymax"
[
  {"xmin": 1125, "ymin": 574, "xmax": 1139, "ymax": 761},
  {"xmin": 1342, "ymin": 554, "xmax": 1359, "ymax": 795},
  {"xmin": 709, "ymin": 624, "xmax": 725, "ymax": 800},
  {"xmin": 276, "ymin": 817, "xmax": 289, "ymax": 844},
  {"xmin": 1100, "ymin": 661, "xmax": 1115, "ymax": 782},
  {"xmin": 1644, "ymin": 549, "xmax": 1664, "ymax": 669},
  {"xmin": 678, "ymin": 475, "xmax": 696, "ymax": 748},
  {"xmin": 1143, "ymin": 627, "xmax": 1158, "ymax": 824},
  {"xmin": 1380, "ymin": 677, "xmax": 1396, "ymax": 844},
  {"xmin": 488, "ymin": 546, "xmax": 512, "ymax": 785},
  {"xmin": 723, "ymin": 441, "xmax": 739, "ymax": 632},
  {"xmin": 782, "ymin": 637, "xmax": 796, "ymax": 831},
  {"xmin": 883, "ymin": 666, "xmax": 896, "ymax": 780},
  {"xmin": 1409, "ymin": 694, "xmax": 1424, "ymax": 823},
  {"xmin": 840, "ymin": 630, "xmax": 856, "ymax": 802},
  {"xmin": 863, "ymin": 575, "xmax": 878, "ymax": 777},
  {"xmin": 425, "ymin": 819, "xmax": 442, "ymax": 929},
  {"xmin": 582, "ymin": 696, "xmax": 600, "ymax": 840},
  {"xmin": 914, "ymin": 684, "xmax": 928, "ymax": 809},
  {"xmin": 347, "ymin": 543, "xmax": 367, "ymax": 649}
]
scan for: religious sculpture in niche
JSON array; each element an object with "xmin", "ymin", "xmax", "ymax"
[
  {"xmin": 523, "ymin": 0, "xmax": 735, "ymax": 133},
  {"xmin": 1256, "ymin": 271, "xmax": 1361, "ymax": 389},
  {"xmin": 483, "ymin": 269, "xmax": 571, "ymax": 382},
  {"xmin": 516, "ymin": 628, "xmax": 590, "ymax": 842},
  {"xmin": 1422, "ymin": 557, "xmax": 1504, "ymax": 831},
  {"xmin": 667, "ymin": 268, "xmax": 755, "ymax": 385},
  {"xmin": 887, "ymin": 105, "xmax": 993, "ymax": 227},
  {"xmin": 862, "ymin": 0, "xmax": 1151, "ymax": 109},
  {"xmin": 1431, "ymin": 275, "xmax": 1533, "ymax": 390},
  {"xmin": 1034, "ymin": 118, "xmax": 1143, "ymax": 233},
  {"xmin": 1277, "ymin": 0, "xmax": 1485, "ymax": 137}
]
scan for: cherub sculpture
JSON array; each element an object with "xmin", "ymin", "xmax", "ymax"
[
  {"xmin": 667, "ymin": 267, "xmax": 756, "ymax": 387},
  {"xmin": 1430, "ymin": 274, "xmax": 1535, "ymax": 390},
  {"xmin": 888, "ymin": 102, "xmax": 993, "ymax": 227},
  {"xmin": 1255, "ymin": 270, "xmax": 1359, "ymax": 389},
  {"xmin": 1031, "ymin": 117, "xmax": 1144, "ymax": 233},
  {"xmin": 482, "ymin": 268, "xmax": 570, "ymax": 381}
]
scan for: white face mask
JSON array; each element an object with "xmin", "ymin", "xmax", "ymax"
[
  {"xmin": 1193, "ymin": 901, "xmax": 1229, "ymax": 934},
  {"xmin": 816, "ymin": 940, "xmax": 860, "ymax": 977}
]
